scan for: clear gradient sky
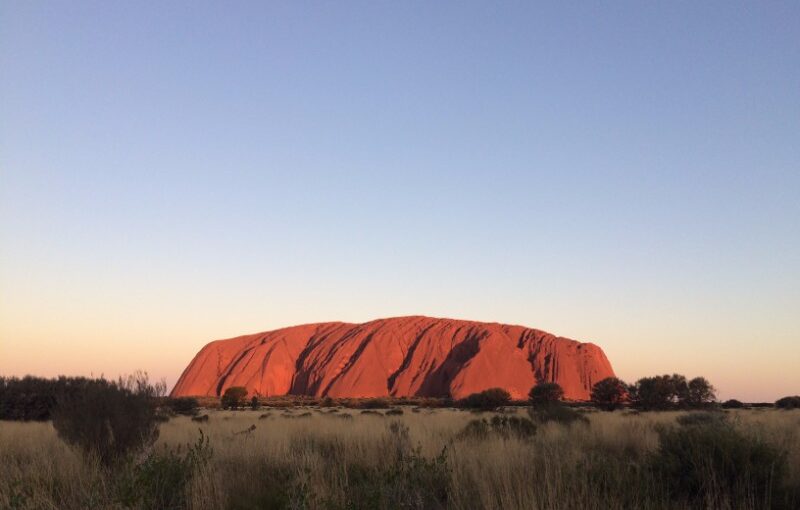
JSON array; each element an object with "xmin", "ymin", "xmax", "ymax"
[{"xmin": 1, "ymin": 2, "xmax": 798, "ymax": 401}]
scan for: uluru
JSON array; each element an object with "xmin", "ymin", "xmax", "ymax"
[{"xmin": 172, "ymin": 316, "xmax": 615, "ymax": 401}]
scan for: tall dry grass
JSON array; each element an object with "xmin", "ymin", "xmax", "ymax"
[{"xmin": 1, "ymin": 408, "xmax": 798, "ymax": 509}]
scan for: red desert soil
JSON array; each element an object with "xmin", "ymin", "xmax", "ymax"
[{"xmin": 171, "ymin": 316, "xmax": 615, "ymax": 401}]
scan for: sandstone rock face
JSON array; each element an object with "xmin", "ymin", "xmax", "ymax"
[{"xmin": 171, "ymin": 316, "xmax": 615, "ymax": 401}]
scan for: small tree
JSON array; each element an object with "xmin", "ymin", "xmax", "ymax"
[
  {"xmin": 686, "ymin": 377, "xmax": 716, "ymax": 408},
  {"xmin": 250, "ymin": 395, "xmax": 260, "ymax": 411},
  {"xmin": 458, "ymin": 388, "xmax": 511, "ymax": 411},
  {"xmin": 529, "ymin": 382, "xmax": 564, "ymax": 407},
  {"xmin": 631, "ymin": 374, "xmax": 686, "ymax": 410},
  {"xmin": 590, "ymin": 377, "xmax": 628, "ymax": 411},
  {"xmin": 221, "ymin": 387, "xmax": 248, "ymax": 410}
]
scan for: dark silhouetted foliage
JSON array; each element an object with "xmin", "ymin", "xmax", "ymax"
[
  {"xmin": 775, "ymin": 396, "xmax": 800, "ymax": 410},
  {"xmin": 722, "ymin": 399, "xmax": 745, "ymax": 409},
  {"xmin": 630, "ymin": 374, "xmax": 714, "ymax": 410},
  {"xmin": 686, "ymin": 377, "xmax": 717, "ymax": 408},
  {"xmin": 166, "ymin": 397, "xmax": 199, "ymax": 416},
  {"xmin": 459, "ymin": 415, "xmax": 537, "ymax": 440},
  {"xmin": 0, "ymin": 376, "xmax": 96, "ymax": 421},
  {"xmin": 590, "ymin": 377, "xmax": 628, "ymax": 411},
  {"xmin": 220, "ymin": 387, "xmax": 248, "ymax": 410},
  {"xmin": 250, "ymin": 396, "xmax": 261, "ymax": 411},
  {"xmin": 652, "ymin": 414, "xmax": 788, "ymax": 507},
  {"xmin": 51, "ymin": 372, "xmax": 163, "ymax": 466},
  {"xmin": 528, "ymin": 404, "xmax": 589, "ymax": 426},
  {"xmin": 528, "ymin": 382, "xmax": 564, "ymax": 406},
  {"xmin": 359, "ymin": 398, "xmax": 390, "ymax": 409},
  {"xmin": 458, "ymin": 388, "xmax": 511, "ymax": 410}
]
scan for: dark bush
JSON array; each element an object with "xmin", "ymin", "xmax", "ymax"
[
  {"xmin": 52, "ymin": 372, "xmax": 162, "ymax": 466},
  {"xmin": 652, "ymin": 418, "xmax": 788, "ymax": 507},
  {"xmin": 529, "ymin": 382, "xmax": 564, "ymax": 406},
  {"xmin": 221, "ymin": 386, "xmax": 248, "ymax": 410},
  {"xmin": 250, "ymin": 396, "xmax": 261, "ymax": 411},
  {"xmin": 385, "ymin": 408, "xmax": 404, "ymax": 416},
  {"xmin": 722, "ymin": 399, "xmax": 746, "ymax": 409},
  {"xmin": 459, "ymin": 415, "xmax": 537, "ymax": 440},
  {"xmin": 775, "ymin": 396, "xmax": 800, "ymax": 410},
  {"xmin": 458, "ymin": 388, "xmax": 511, "ymax": 411},
  {"xmin": 166, "ymin": 397, "xmax": 199, "ymax": 416},
  {"xmin": 360, "ymin": 398, "xmax": 390, "ymax": 409},
  {"xmin": 528, "ymin": 404, "xmax": 589, "ymax": 426},
  {"xmin": 590, "ymin": 377, "xmax": 628, "ymax": 411}
]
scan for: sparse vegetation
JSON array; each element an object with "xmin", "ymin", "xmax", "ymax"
[{"xmin": 2, "ymin": 406, "xmax": 799, "ymax": 509}]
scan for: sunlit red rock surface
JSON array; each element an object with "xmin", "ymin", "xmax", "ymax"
[{"xmin": 171, "ymin": 316, "xmax": 615, "ymax": 401}]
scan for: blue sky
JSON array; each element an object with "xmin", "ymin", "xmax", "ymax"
[{"xmin": 1, "ymin": 2, "xmax": 798, "ymax": 400}]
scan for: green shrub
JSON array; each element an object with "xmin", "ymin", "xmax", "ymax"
[
  {"xmin": 458, "ymin": 388, "xmax": 511, "ymax": 410},
  {"xmin": 52, "ymin": 372, "xmax": 162, "ymax": 466},
  {"xmin": 652, "ymin": 418, "xmax": 787, "ymax": 506},
  {"xmin": 221, "ymin": 387, "xmax": 248, "ymax": 410}
]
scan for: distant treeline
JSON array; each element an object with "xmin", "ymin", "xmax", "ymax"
[
  {"xmin": 2, "ymin": 374, "xmax": 798, "ymax": 421},
  {"xmin": 0, "ymin": 376, "xmax": 98, "ymax": 420},
  {"xmin": 0, "ymin": 374, "xmax": 166, "ymax": 421}
]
